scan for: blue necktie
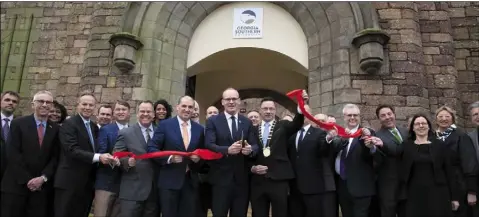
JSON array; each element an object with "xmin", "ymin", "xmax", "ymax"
[
  {"xmin": 262, "ymin": 122, "xmax": 270, "ymax": 145},
  {"xmin": 231, "ymin": 116, "xmax": 237, "ymax": 140},
  {"xmin": 85, "ymin": 122, "xmax": 95, "ymax": 150},
  {"xmin": 296, "ymin": 128, "xmax": 305, "ymax": 149}
]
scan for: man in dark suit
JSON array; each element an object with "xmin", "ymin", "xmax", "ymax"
[
  {"xmin": 114, "ymin": 100, "xmax": 159, "ymax": 217},
  {"xmin": 205, "ymin": 87, "xmax": 259, "ymax": 217},
  {"xmin": 54, "ymin": 92, "xmax": 118, "ymax": 217},
  {"xmin": 373, "ymin": 105, "xmax": 408, "ymax": 217},
  {"xmin": 288, "ymin": 113, "xmax": 337, "ymax": 217},
  {"xmin": 147, "ymin": 96, "xmax": 205, "ymax": 217},
  {"xmin": 0, "ymin": 91, "xmax": 59, "ymax": 217},
  {"xmin": 1, "ymin": 90, "xmax": 20, "ymax": 181},
  {"xmin": 468, "ymin": 101, "xmax": 479, "ymax": 214},
  {"xmin": 248, "ymin": 92, "xmax": 307, "ymax": 217},
  {"xmin": 327, "ymin": 104, "xmax": 380, "ymax": 217},
  {"xmin": 94, "ymin": 100, "xmax": 131, "ymax": 217}
]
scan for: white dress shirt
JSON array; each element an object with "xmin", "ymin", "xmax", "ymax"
[
  {"xmin": 295, "ymin": 124, "xmax": 310, "ymax": 149},
  {"xmin": 335, "ymin": 125, "xmax": 359, "ymax": 175},
  {"xmin": 116, "ymin": 122, "xmax": 128, "ymax": 131}
]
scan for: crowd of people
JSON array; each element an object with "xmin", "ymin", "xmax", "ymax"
[{"xmin": 0, "ymin": 88, "xmax": 478, "ymax": 217}]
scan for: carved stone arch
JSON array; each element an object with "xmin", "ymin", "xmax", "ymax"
[{"xmin": 112, "ymin": 2, "xmax": 387, "ymax": 118}]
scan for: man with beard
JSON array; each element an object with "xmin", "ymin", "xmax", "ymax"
[
  {"xmin": 249, "ymin": 92, "xmax": 307, "ymax": 217},
  {"xmin": 373, "ymin": 105, "xmax": 408, "ymax": 217},
  {"xmin": 1, "ymin": 91, "xmax": 60, "ymax": 217},
  {"xmin": 97, "ymin": 105, "xmax": 113, "ymax": 128},
  {"xmin": 114, "ymin": 100, "xmax": 159, "ymax": 217},
  {"xmin": 94, "ymin": 100, "xmax": 131, "ymax": 217},
  {"xmin": 148, "ymin": 96, "xmax": 205, "ymax": 217},
  {"xmin": 206, "ymin": 87, "xmax": 258, "ymax": 217},
  {"xmin": 1, "ymin": 90, "xmax": 20, "ymax": 181},
  {"xmin": 54, "ymin": 92, "xmax": 118, "ymax": 217}
]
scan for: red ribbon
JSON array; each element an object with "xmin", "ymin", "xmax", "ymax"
[
  {"xmin": 113, "ymin": 149, "xmax": 223, "ymax": 160},
  {"xmin": 286, "ymin": 89, "xmax": 364, "ymax": 138}
]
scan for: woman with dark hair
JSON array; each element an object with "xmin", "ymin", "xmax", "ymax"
[
  {"xmin": 434, "ymin": 106, "xmax": 478, "ymax": 217},
  {"xmin": 401, "ymin": 114, "xmax": 459, "ymax": 217},
  {"xmin": 48, "ymin": 100, "xmax": 68, "ymax": 125},
  {"xmin": 153, "ymin": 99, "xmax": 172, "ymax": 125}
]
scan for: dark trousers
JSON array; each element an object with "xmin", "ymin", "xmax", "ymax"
[
  {"xmin": 211, "ymin": 183, "xmax": 249, "ymax": 217},
  {"xmin": 160, "ymin": 173, "xmax": 197, "ymax": 217},
  {"xmin": 338, "ymin": 179, "xmax": 372, "ymax": 217},
  {"xmin": 54, "ymin": 187, "xmax": 94, "ymax": 217},
  {"xmin": 288, "ymin": 186, "xmax": 337, "ymax": 217},
  {"xmin": 1, "ymin": 190, "xmax": 49, "ymax": 217},
  {"xmin": 250, "ymin": 177, "xmax": 289, "ymax": 217},
  {"xmin": 377, "ymin": 179, "xmax": 407, "ymax": 217},
  {"xmin": 119, "ymin": 185, "xmax": 158, "ymax": 217},
  {"xmin": 196, "ymin": 180, "xmax": 212, "ymax": 217}
]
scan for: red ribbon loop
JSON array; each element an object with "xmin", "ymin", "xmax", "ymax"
[
  {"xmin": 286, "ymin": 89, "xmax": 364, "ymax": 138},
  {"xmin": 113, "ymin": 149, "xmax": 223, "ymax": 160}
]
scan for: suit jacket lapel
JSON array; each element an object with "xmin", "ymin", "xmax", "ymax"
[
  {"xmin": 173, "ymin": 117, "xmax": 187, "ymax": 151},
  {"xmin": 27, "ymin": 115, "xmax": 42, "ymax": 151},
  {"xmin": 75, "ymin": 115, "xmax": 94, "ymax": 151},
  {"xmin": 41, "ymin": 121, "xmax": 55, "ymax": 151},
  {"xmin": 133, "ymin": 124, "xmax": 147, "ymax": 148},
  {"xmin": 219, "ymin": 113, "xmax": 234, "ymax": 143},
  {"xmin": 297, "ymin": 126, "xmax": 313, "ymax": 151}
]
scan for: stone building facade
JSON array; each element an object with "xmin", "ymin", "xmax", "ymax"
[{"xmin": 1, "ymin": 2, "xmax": 478, "ymax": 129}]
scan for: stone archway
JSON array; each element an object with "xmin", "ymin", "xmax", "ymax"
[{"xmin": 112, "ymin": 1, "xmax": 387, "ymax": 118}]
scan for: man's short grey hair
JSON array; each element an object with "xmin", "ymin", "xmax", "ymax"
[
  {"xmin": 342, "ymin": 104, "xmax": 360, "ymax": 115},
  {"xmin": 32, "ymin": 90, "xmax": 53, "ymax": 101},
  {"xmin": 469, "ymin": 101, "xmax": 479, "ymax": 113}
]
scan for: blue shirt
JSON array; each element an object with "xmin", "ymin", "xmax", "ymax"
[{"xmin": 34, "ymin": 116, "xmax": 47, "ymax": 136}]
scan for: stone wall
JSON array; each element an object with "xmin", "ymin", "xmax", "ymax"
[{"xmin": 1, "ymin": 2, "xmax": 478, "ymax": 129}]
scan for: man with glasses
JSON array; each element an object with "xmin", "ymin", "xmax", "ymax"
[
  {"xmin": 205, "ymin": 87, "xmax": 259, "ymax": 217},
  {"xmin": 1, "ymin": 90, "xmax": 20, "ymax": 181},
  {"xmin": 1, "ymin": 91, "xmax": 60, "ymax": 217},
  {"xmin": 326, "ymin": 104, "xmax": 379, "ymax": 217}
]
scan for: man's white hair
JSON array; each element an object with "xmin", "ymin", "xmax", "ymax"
[
  {"xmin": 342, "ymin": 104, "xmax": 360, "ymax": 115},
  {"xmin": 32, "ymin": 90, "xmax": 53, "ymax": 101}
]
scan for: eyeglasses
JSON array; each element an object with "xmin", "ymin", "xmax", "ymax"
[{"xmin": 34, "ymin": 100, "xmax": 53, "ymax": 105}]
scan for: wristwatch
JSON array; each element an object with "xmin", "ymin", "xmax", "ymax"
[{"xmin": 41, "ymin": 175, "xmax": 48, "ymax": 183}]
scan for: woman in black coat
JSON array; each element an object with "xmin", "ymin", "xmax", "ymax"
[
  {"xmin": 401, "ymin": 114, "xmax": 460, "ymax": 217},
  {"xmin": 435, "ymin": 106, "xmax": 478, "ymax": 217}
]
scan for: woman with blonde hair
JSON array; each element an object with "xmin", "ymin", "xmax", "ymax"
[{"xmin": 435, "ymin": 105, "xmax": 478, "ymax": 217}]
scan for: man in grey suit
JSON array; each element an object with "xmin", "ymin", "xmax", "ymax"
[
  {"xmin": 113, "ymin": 100, "xmax": 159, "ymax": 217},
  {"xmin": 373, "ymin": 105, "xmax": 408, "ymax": 217}
]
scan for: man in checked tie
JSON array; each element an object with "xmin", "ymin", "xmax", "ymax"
[
  {"xmin": 54, "ymin": 92, "xmax": 118, "ymax": 217},
  {"xmin": 370, "ymin": 105, "xmax": 408, "ymax": 217},
  {"xmin": 0, "ymin": 90, "xmax": 20, "ymax": 181},
  {"xmin": 147, "ymin": 95, "xmax": 205, "ymax": 217},
  {"xmin": 1, "ymin": 90, "xmax": 60, "ymax": 217}
]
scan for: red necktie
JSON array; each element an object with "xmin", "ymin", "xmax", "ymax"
[{"xmin": 38, "ymin": 124, "xmax": 44, "ymax": 146}]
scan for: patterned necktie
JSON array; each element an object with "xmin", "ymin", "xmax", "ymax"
[
  {"xmin": 262, "ymin": 122, "xmax": 270, "ymax": 145},
  {"xmin": 145, "ymin": 128, "xmax": 151, "ymax": 144},
  {"xmin": 2, "ymin": 118, "xmax": 10, "ymax": 141},
  {"xmin": 85, "ymin": 122, "xmax": 95, "ymax": 150},
  {"xmin": 181, "ymin": 122, "xmax": 189, "ymax": 150},
  {"xmin": 391, "ymin": 128, "xmax": 402, "ymax": 143},
  {"xmin": 231, "ymin": 116, "xmax": 237, "ymax": 140},
  {"xmin": 38, "ymin": 123, "xmax": 44, "ymax": 146}
]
